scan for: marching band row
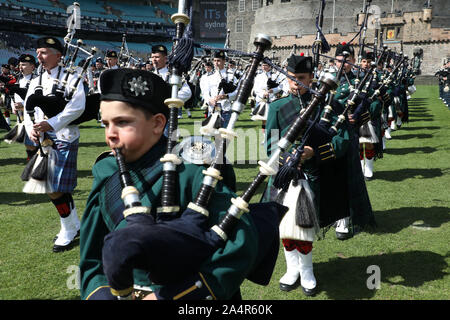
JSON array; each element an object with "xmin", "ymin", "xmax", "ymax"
[{"xmin": 0, "ymin": 1, "xmax": 427, "ymax": 301}]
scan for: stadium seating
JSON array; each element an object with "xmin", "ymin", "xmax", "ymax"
[
  {"xmin": 0, "ymin": 1, "xmax": 225, "ymax": 65},
  {"xmin": 0, "ymin": 31, "xmax": 158, "ymax": 65},
  {"xmin": 2, "ymin": 0, "xmax": 174, "ymax": 24},
  {"xmin": 157, "ymin": 4, "xmax": 177, "ymax": 15}
]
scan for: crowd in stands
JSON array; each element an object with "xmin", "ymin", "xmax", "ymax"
[
  {"xmin": 0, "ymin": 31, "xmax": 174, "ymax": 65},
  {"xmin": 0, "ymin": 0, "xmax": 176, "ymax": 23}
]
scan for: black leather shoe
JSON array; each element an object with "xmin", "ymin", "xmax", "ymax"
[
  {"xmin": 53, "ymin": 240, "xmax": 75, "ymax": 253},
  {"xmin": 301, "ymin": 285, "xmax": 317, "ymax": 297},
  {"xmin": 336, "ymin": 231, "xmax": 353, "ymax": 241},
  {"xmin": 279, "ymin": 278, "xmax": 300, "ymax": 292}
]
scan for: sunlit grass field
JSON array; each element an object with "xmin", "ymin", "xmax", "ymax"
[{"xmin": 0, "ymin": 85, "xmax": 448, "ymax": 300}]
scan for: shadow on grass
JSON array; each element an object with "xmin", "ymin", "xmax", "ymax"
[
  {"xmin": 374, "ymin": 168, "xmax": 443, "ymax": 181},
  {"xmin": 408, "ymin": 112, "xmax": 433, "ymax": 118},
  {"xmin": 0, "ymin": 157, "xmax": 27, "ymax": 166},
  {"xmin": 408, "ymin": 105, "xmax": 428, "ymax": 109},
  {"xmin": 384, "ymin": 146, "xmax": 437, "ymax": 155},
  {"xmin": 77, "ymin": 170, "xmax": 94, "ymax": 178},
  {"xmin": 408, "ymin": 106, "xmax": 431, "ymax": 110},
  {"xmin": 234, "ymin": 163, "xmax": 264, "ymax": 170},
  {"xmin": 315, "ymin": 250, "xmax": 448, "ymax": 299},
  {"xmin": 408, "ymin": 98, "xmax": 428, "ymax": 102},
  {"xmin": 408, "ymin": 118, "xmax": 434, "ymax": 122},
  {"xmin": 400, "ymin": 126, "xmax": 440, "ymax": 131},
  {"xmin": 408, "ymin": 102, "xmax": 428, "ymax": 106},
  {"xmin": 390, "ymin": 133, "xmax": 433, "ymax": 140},
  {"xmin": 0, "ymin": 192, "xmax": 49, "ymax": 205},
  {"xmin": 371, "ymin": 206, "xmax": 450, "ymax": 234},
  {"xmin": 409, "ymin": 112, "xmax": 434, "ymax": 117}
]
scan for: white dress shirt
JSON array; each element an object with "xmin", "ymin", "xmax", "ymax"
[
  {"xmin": 199, "ymin": 71, "xmax": 212, "ymax": 100},
  {"xmin": 154, "ymin": 66, "xmax": 192, "ymax": 103},
  {"xmin": 24, "ymin": 66, "xmax": 86, "ymax": 143},
  {"xmin": 253, "ymin": 71, "xmax": 282, "ymax": 104},
  {"xmin": 203, "ymin": 68, "xmax": 238, "ymax": 112}
]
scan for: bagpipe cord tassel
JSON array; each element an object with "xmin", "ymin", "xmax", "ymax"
[{"xmin": 295, "ymin": 179, "xmax": 319, "ymax": 232}]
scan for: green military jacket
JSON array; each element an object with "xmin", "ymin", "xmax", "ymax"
[
  {"xmin": 79, "ymin": 136, "xmax": 259, "ymax": 300},
  {"xmin": 329, "ymin": 73, "xmax": 376, "ymax": 229},
  {"xmin": 334, "ymin": 71, "xmax": 356, "ymax": 106},
  {"xmin": 264, "ymin": 92, "xmax": 352, "ymax": 227}
]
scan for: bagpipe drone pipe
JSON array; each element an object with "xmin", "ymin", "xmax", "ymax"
[
  {"xmin": 157, "ymin": 0, "xmax": 192, "ymax": 218},
  {"xmin": 217, "ymin": 28, "xmax": 238, "ymax": 96},
  {"xmin": 25, "ymin": 3, "xmax": 100, "ymax": 127},
  {"xmin": 24, "ymin": 46, "xmax": 100, "ymax": 126},
  {"xmin": 373, "ymin": 52, "xmax": 408, "ymax": 115},
  {"xmin": 200, "ymin": 29, "xmax": 238, "ymax": 134}
]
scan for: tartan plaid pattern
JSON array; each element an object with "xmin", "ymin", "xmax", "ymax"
[
  {"xmin": 266, "ymin": 92, "xmax": 313, "ymax": 157},
  {"xmin": 278, "ymin": 92, "xmax": 313, "ymax": 134},
  {"xmin": 50, "ymin": 138, "xmax": 79, "ymax": 193},
  {"xmin": 98, "ymin": 137, "xmax": 167, "ymax": 231},
  {"xmin": 24, "ymin": 133, "xmax": 38, "ymax": 147},
  {"xmin": 102, "ymin": 156, "xmax": 163, "ymax": 231},
  {"xmin": 334, "ymin": 71, "xmax": 356, "ymax": 102}
]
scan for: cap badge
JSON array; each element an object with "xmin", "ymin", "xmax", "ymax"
[{"xmin": 128, "ymin": 76, "xmax": 149, "ymax": 97}]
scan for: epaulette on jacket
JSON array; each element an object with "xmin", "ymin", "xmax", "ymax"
[
  {"xmin": 270, "ymin": 95, "xmax": 289, "ymax": 104},
  {"xmin": 95, "ymin": 150, "xmax": 114, "ymax": 164}
]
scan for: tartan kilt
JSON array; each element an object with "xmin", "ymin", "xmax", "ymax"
[
  {"xmin": 24, "ymin": 133, "xmax": 38, "ymax": 147},
  {"xmin": 50, "ymin": 138, "xmax": 79, "ymax": 193}
]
